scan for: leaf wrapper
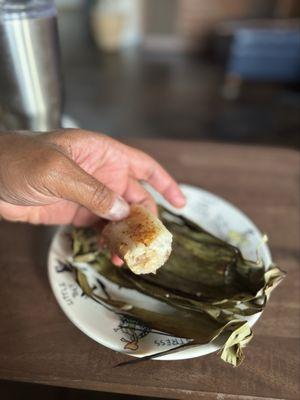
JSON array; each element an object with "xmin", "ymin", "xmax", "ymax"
[{"xmin": 68, "ymin": 207, "xmax": 285, "ymax": 366}]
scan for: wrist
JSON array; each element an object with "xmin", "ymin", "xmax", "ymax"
[
  {"xmin": 0, "ymin": 134, "xmax": 11, "ymax": 201},
  {"xmin": 0, "ymin": 133, "xmax": 32, "ymax": 201}
]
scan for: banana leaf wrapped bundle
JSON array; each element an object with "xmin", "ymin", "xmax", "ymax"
[{"xmin": 69, "ymin": 207, "xmax": 285, "ymax": 366}]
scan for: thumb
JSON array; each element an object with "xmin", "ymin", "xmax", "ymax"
[{"xmin": 50, "ymin": 157, "xmax": 130, "ymax": 221}]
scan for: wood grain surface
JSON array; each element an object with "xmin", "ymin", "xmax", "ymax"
[{"xmin": 0, "ymin": 140, "xmax": 299, "ymax": 400}]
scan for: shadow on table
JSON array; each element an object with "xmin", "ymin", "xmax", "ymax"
[{"xmin": 0, "ymin": 380, "xmax": 170, "ymax": 400}]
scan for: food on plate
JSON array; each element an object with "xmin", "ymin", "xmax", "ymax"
[
  {"xmin": 102, "ymin": 205, "xmax": 173, "ymax": 274},
  {"xmin": 70, "ymin": 207, "xmax": 285, "ymax": 366}
]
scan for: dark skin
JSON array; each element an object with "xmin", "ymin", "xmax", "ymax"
[{"xmin": 0, "ymin": 129, "xmax": 185, "ymax": 264}]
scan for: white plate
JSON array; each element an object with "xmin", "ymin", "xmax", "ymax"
[{"xmin": 48, "ymin": 184, "xmax": 271, "ymax": 361}]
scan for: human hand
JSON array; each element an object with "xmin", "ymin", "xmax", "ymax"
[{"xmin": 0, "ymin": 129, "xmax": 185, "ymax": 226}]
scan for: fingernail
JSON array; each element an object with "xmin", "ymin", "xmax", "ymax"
[
  {"xmin": 173, "ymin": 194, "xmax": 186, "ymax": 207},
  {"xmin": 112, "ymin": 254, "xmax": 124, "ymax": 267},
  {"xmin": 166, "ymin": 186, "xmax": 186, "ymax": 208},
  {"xmin": 107, "ymin": 196, "xmax": 130, "ymax": 221}
]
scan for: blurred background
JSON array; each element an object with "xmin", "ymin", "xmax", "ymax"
[
  {"xmin": 0, "ymin": 3, "xmax": 299, "ymax": 399},
  {"xmin": 56, "ymin": 0, "xmax": 300, "ymax": 149}
]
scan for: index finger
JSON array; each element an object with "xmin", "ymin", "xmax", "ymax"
[{"xmin": 127, "ymin": 148, "xmax": 186, "ymax": 208}]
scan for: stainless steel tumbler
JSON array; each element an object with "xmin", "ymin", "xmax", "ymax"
[{"xmin": 0, "ymin": 0, "xmax": 63, "ymax": 131}]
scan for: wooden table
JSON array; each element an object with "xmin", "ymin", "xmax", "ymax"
[{"xmin": 0, "ymin": 140, "xmax": 299, "ymax": 400}]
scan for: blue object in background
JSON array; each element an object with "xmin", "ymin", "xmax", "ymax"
[{"xmin": 227, "ymin": 27, "xmax": 300, "ymax": 82}]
